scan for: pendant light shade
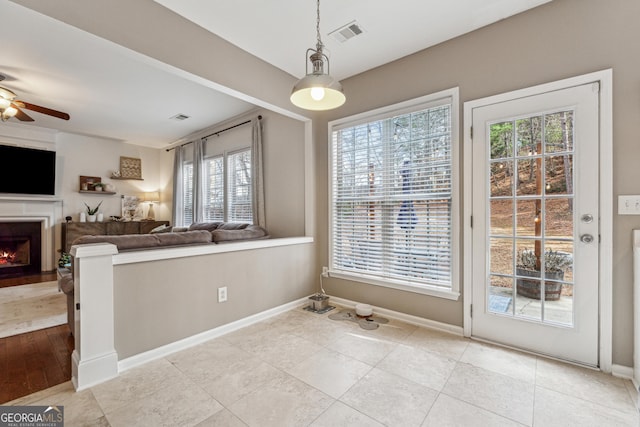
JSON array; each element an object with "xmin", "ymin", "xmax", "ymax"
[{"xmin": 290, "ymin": 0, "xmax": 345, "ymax": 111}]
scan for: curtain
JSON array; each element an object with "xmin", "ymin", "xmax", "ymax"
[
  {"xmin": 251, "ymin": 118, "xmax": 266, "ymax": 227},
  {"xmin": 171, "ymin": 145, "xmax": 184, "ymax": 227},
  {"xmin": 192, "ymin": 137, "xmax": 205, "ymax": 223}
]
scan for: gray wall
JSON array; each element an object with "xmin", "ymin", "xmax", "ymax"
[
  {"xmin": 113, "ymin": 242, "xmax": 315, "ymax": 359},
  {"xmin": 261, "ymin": 111, "xmax": 306, "ymax": 237},
  {"xmin": 318, "ymin": 0, "xmax": 640, "ymax": 367}
]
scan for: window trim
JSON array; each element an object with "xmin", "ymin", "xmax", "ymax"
[{"xmin": 328, "ymin": 87, "xmax": 460, "ymax": 300}]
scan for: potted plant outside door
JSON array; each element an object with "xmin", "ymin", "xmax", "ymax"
[{"xmin": 516, "ymin": 249, "xmax": 571, "ymax": 300}]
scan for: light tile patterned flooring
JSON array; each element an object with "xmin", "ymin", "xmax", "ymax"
[{"xmin": 7, "ymin": 304, "xmax": 639, "ymax": 426}]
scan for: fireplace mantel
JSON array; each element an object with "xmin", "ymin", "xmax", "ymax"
[
  {"xmin": 0, "ymin": 197, "xmax": 63, "ymax": 272},
  {"xmin": 0, "ymin": 195, "xmax": 62, "ymax": 203}
]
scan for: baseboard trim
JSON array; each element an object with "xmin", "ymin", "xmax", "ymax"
[
  {"xmin": 612, "ymin": 364, "xmax": 634, "ymax": 380},
  {"xmin": 327, "ymin": 295, "xmax": 463, "ymax": 336},
  {"xmin": 118, "ymin": 296, "xmax": 309, "ymax": 373},
  {"xmin": 72, "ymin": 349, "xmax": 118, "ymax": 391}
]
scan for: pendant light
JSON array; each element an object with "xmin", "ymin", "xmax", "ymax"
[{"xmin": 290, "ymin": 0, "xmax": 345, "ymax": 111}]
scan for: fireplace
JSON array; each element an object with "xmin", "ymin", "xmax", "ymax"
[{"xmin": 0, "ymin": 222, "xmax": 41, "ymax": 277}]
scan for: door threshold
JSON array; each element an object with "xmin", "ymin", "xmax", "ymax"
[{"xmin": 469, "ymin": 336, "xmax": 600, "ymax": 371}]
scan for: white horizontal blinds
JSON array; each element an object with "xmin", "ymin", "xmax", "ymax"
[
  {"xmin": 227, "ymin": 149, "xmax": 253, "ymax": 223},
  {"xmin": 203, "ymin": 156, "xmax": 224, "ymax": 222},
  {"xmin": 182, "ymin": 162, "xmax": 194, "ymax": 225},
  {"xmin": 332, "ymin": 100, "xmax": 453, "ymax": 288}
]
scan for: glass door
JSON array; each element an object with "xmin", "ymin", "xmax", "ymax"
[{"xmin": 471, "ymin": 82, "xmax": 599, "ymax": 366}]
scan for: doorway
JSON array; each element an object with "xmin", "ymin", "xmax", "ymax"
[{"xmin": 464, "ymin": 72, "xmax": 612, "ymax": 367}]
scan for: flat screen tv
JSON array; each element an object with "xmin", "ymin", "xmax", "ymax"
[{"xmin": 0, "ymin": 145, "xmax": 56, "ymax": 195}]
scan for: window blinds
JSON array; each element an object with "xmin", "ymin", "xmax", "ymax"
[
  {"xmin": 204, "ymin": 156, "xmax": 224, "ymax": 222},
  {"xmin": 227, "ymin": 149, "xmax": 252, "ymax": 223},
  {"xmin": 182, "ymin": 162, "xmax": 194, "ymax": 225},
  {"xmin": 331, "ymin": 100, "xmax": 453, "ymax": 288}
]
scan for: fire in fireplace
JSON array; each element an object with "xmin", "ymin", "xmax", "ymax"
[
  {"xmin": 0, "ymin": 237, "xmax": 30, "ymax": 267},
  {"xmin": 0, "ymin": 222, "xmax": 41, "ymax": 277}
]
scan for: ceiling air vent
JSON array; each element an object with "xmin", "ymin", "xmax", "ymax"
[
  {"xmin": 170, "ymin": 114, "xmax": 190, "ymax": 121},
  {"xmin": 329, "ymin": 21, "xmax": 365, "ymax": 43}
]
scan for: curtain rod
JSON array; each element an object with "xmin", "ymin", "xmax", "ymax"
[{"xmin": 166, "ymin": 115, "xmax": 262, "ymax": 152}]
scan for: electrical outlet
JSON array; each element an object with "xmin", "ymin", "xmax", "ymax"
[
  {"xmin": 322, "ymin": 266, "xmax": 329, "ymax": 277},
  {"xmin": 218, "ymin": 287, "xmax": 227, "ymax": 303}
]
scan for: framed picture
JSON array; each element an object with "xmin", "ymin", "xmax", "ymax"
[
  {"xmin": 121, "ymin": 195, "xmax": 143, "ymax": 221},
  {"xmin": 79, "ymin": 175, "xmax": 101, "ymax": 191},
  {"xmin": 119, "ymin": 156, "xmax": 142, "ymax": 179}
]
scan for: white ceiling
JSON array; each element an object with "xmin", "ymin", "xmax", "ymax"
[
  {"xmin": 2, "ymin": 0, "xmax": 551, "ymax": 149},
  {"xmin": 155, "ymin": 0, "xmax": 552, "ymax": 81}
]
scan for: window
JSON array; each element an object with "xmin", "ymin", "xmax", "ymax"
[
  {"xmin": 203, "ymin": 156, "xmax": 224, "ymax": 222},
  {"xmin": 181, "ymin": 148, "xmax": 252, "ymax": 224},
  {"xmin": 182, "ymin": 161, "xmax": 194, "ymax": 225},
  {"xmin": 227, "ymin": 150, "xmax": 253, "ymax": 223},
  {"xmin": 329, "ymin": 89, "xmax": 459, "ymax": 298}
]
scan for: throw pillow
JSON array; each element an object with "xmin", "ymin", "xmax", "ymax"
[{"xmin": 150, "ymin": 224, "xmax": 172, "ymax": 234}]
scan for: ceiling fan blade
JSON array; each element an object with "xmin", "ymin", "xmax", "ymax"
[
  {"xmin": 10, "ymin": 104, "xmax": 35, "ymax": 122},
  {"xmin": 15, "ymin": 101, "xmax": 70, "ymax": 120}
]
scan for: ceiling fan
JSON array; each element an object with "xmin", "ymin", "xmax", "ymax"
[{"xmin": 0, "ymin": 81, "xmax": 70, "ymax": 123}]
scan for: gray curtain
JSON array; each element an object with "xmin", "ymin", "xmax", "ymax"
[
  {"xmin": 193, "ymin": 137, "xmax": 205, "ymax": 223},
  {"xmin": 251, "ymin": 118, "xmax": 265, "ymax": 227},
  {"xmin": 171, "ymin": 145, "xmax": 184, "ymax": 227}
]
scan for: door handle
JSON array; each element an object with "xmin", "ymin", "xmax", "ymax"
[{"xmin": 580, "ymin": 234, "xmax": 594, "ymax": 244}]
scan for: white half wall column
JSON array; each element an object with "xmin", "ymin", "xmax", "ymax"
[{"xmin": 70, "ymin": 242, "xmax": 119, "ymax": 391}]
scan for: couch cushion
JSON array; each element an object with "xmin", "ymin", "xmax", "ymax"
[
  {"xmin": 211, "ymin": 225, "xmax": 268, "ymax": 243},
  {"xmin": 188, "ymin": 222, "xmax": 223, "ymax": 232},
  {"xmin": 154, "ymin": 230, "xmax": 213, "ymax": 246},
  {"xmin": 217, "ymin": 222, "xmax": 249, "ymax": 230}
]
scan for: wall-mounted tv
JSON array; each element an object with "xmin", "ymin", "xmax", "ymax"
[{"xmin": 0, "ymin": 145, "xmax": 56, "ymax": 195}]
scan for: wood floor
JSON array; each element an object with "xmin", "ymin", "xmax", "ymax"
[
  {"xmin": 0, "ymin": 272, "xmax": 74, "ymax": 404},
  {"xmin": 0, "ymin": 271, "xmax": 58, "ymax": 288}
]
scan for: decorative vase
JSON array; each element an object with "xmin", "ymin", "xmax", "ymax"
[
  {"xmin": 80, "ymin": 212, "xmax": 86, "ymax": 222},
  {"xmin": 87, "ymin": 214, "xmax": 97, "ymax": 222},
  {"xmin": 97, "ymin": 213, "xmax": 104, "ymax": 222}
]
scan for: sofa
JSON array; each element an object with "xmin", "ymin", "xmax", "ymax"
[
  {"xmin": 58, "ymin": 222, "xmax": 268, "ymax": 334},
  {"xmin": 70, "ymin": 222, "xmax": 268, "ymax": 250}
]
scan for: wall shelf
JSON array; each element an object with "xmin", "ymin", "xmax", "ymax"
[
  {"xmin": 110, "ymin": 177, "xmax": 144, "ymax": 181},
  {"xmin": 79, "ymin": 190, "xmax": 116, "ymax": 195}
]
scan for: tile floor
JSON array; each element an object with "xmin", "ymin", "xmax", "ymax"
[{"xmin": 6, "ymin": 304, "xmax": 639, "ymax": 426}]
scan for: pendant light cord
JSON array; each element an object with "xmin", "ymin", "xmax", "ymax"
[{"xmin": 316, "ymin": 0, "xmax": 323, "ymax": 51}]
